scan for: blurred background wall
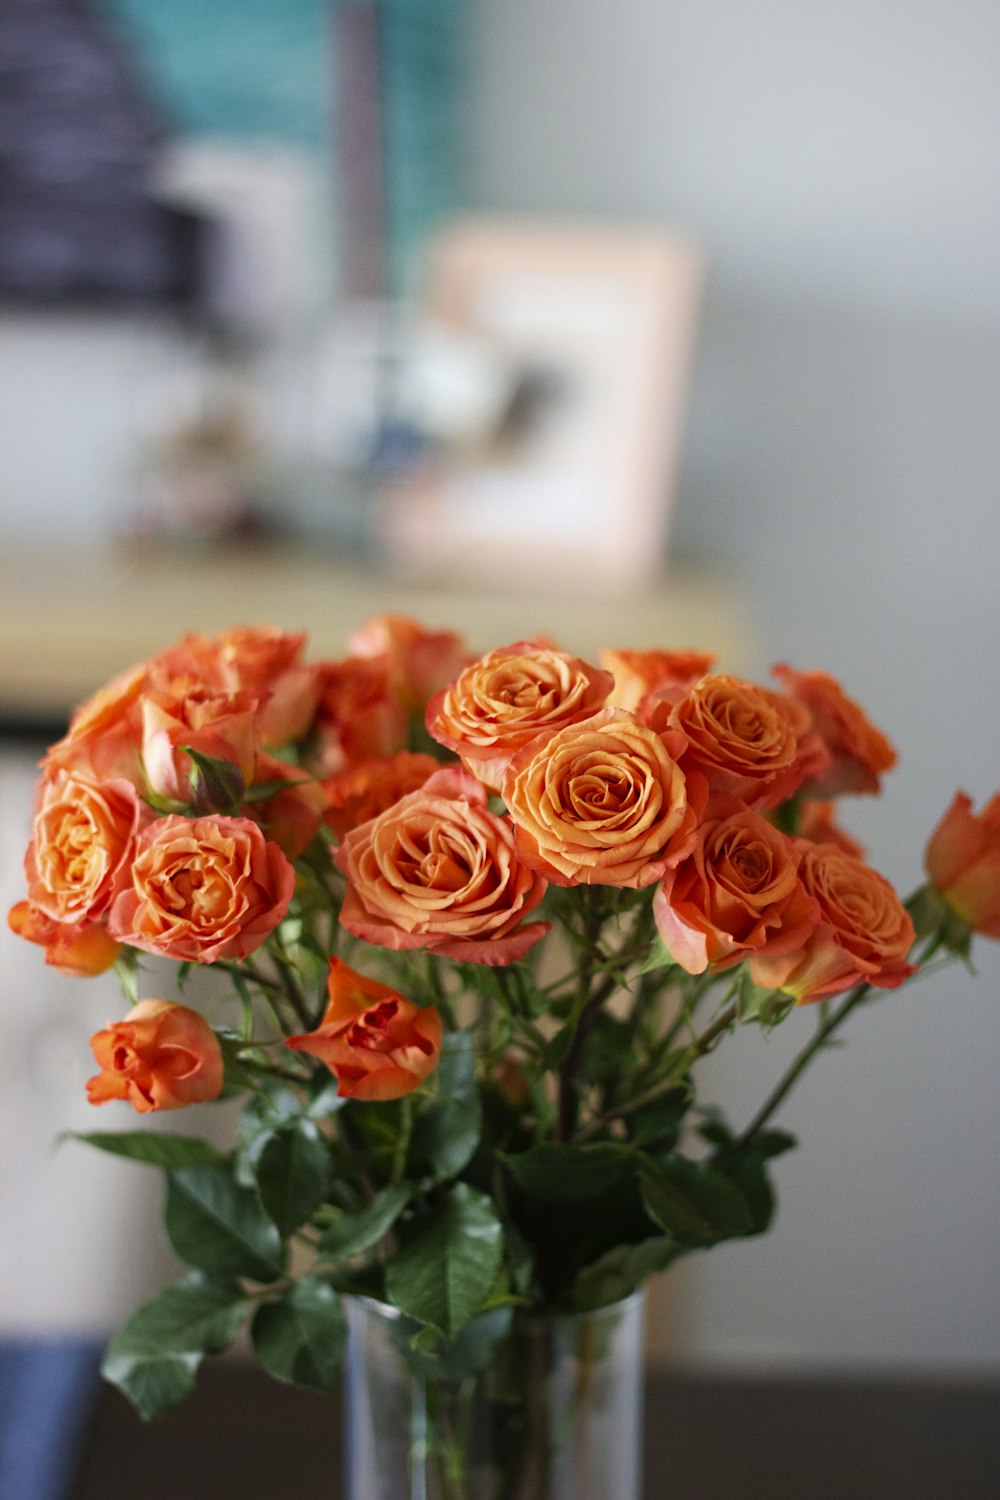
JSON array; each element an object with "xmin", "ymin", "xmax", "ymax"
[{"xmin": 2, "ymin": 0, "xmax": 998, "ymax": 1374}]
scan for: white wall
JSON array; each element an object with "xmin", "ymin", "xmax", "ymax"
[{"xmin": 466, "ymin": 0, "xmax": 1000, "ymax": 1370}]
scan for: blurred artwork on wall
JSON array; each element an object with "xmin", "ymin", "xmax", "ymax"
[{"xmin": 376, "ymin": 220, "xmax": 704, "ymax": 595}]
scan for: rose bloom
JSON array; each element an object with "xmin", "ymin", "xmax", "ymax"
[
  {"xmin": 426, "ymin": 641, "xmax": 614, "ymax": 792},
  {"xmin": 599, "ymin": 647, "xmax": 716, "ymax": 713},
  {"xmin": 248, "ymin": 752, "xmax": 327, "ymax": 860},
  {"xmin": 924, "ymin": 792, "xmax": 1000, "ymax": 938},
  {"xmin": 8, "ymin": 900, "xmax": 121, "ymax": 977},
  {"xmin": 337, "ymin": 767, "xmax": 549, "ymax": 965},
  {"xmin": 667, "ymin": 674, "xmax": 804, "ymax": 811},
  {"xmin": 771, "ymin": 664, "xmax": 897, "ymax": 796},
  {"xmin": 323, "ymin": 751, "xmax": 441, "ymax": 841},
  {"xmin": 653, "ymin": 799, "xmax": 820, "ymax": 974},
  {"xmin": 26, "ymin": 770, "xmax": 142, "ymax": 925},
  {"xmin": 108, "ymin": 814, "xmax": 294, "ymax": 962},
  {"xmin": 308, "ymin": 657, "xmax": 409, "ymax": 777},
  {"xmin": 286, "ymin": 957, "xmax": 442, "ymax": 1101},
  {"xmin": 750, "ymin": 842, "xmax": 915, "ymax": 1001},
  {"xmin": 349, "ymin": 614, "xmax": 470, "ymax": 712},
  {"xmin": 502, "ymin": 709, "xmax": 704, "ymax": 889},
  {"xmin": 154, "ymin": 627, "xmax": 321, "ymax": 748},
  {"xmin": 44, "ymin": 662, "xmax": 147, "ymax": 782},
  {"xmin": 87, "ymin": 1000, "xmax": 223, "ymax": 1113},
  {"xmin": 141, "ymin": 685, "xmax": 258, "ymax": 806}
]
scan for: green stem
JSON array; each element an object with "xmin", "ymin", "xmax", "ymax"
[{"xmin": 573, "ymin": 997, "xmax": 739, "ymax": 1142}]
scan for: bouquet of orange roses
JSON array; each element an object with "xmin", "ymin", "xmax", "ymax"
[{"xmin": 9, "ymin": 618, "xmax": 997, "ymax": 1493}]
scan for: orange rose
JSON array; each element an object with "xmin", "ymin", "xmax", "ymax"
[
  {"xmin": 652, "ymin": 799, "xmax": 820, "ymax": 974},
  {"xmin": 349, "ymin": 614, "xmax": 470, "ymax": 712},
  {"xmin": 141, "ymin": 685, "xmax": 258, "ymax": 806},
  {"xmin": 771, "ymin": 664, "xmax": 897, "ymax": 796},
  {"xmin": 502, "ymin": 709, "xmax": 704, "ymax": 889},
  {"xmin": 8, "ymin": 900, "xmax": 121, "ymax": 977},
  {"xmin": 599, "ymin": 647, "xmax": 716, "ymax": 713},
  {"xmin": 308, "ymin": 657, "xmax": 409, "ymax": 777},
  {"xmin": 336, "ymin": 767, "xmax": 548, "ymax": 965},
  {"xmin": 749, "ymin": 843, "xmax": 915, "ymax": 1001},
  {"xmin": 107, "ymin": 814, "xmax": 294, "ymax": 962},
  {"xmin": 25, "ymin": 770, "xmax": 142, "ymax": 925},
  {"xmin": 248, "ymin": 752, "xmax": 327, "ymax": 860},
  {"xmin": 924, "ymin": 792, "xmax": 1000, "ymax": 938},
  {"xmin": 668, "ymin": 675, "xmax": 803, "ymax": 810},
  {"xmin": 86, "ymin": 1000, "xmax": 223, "ymax": 1113},
  {"xmin": 426, "ymin": 642, "xmax": 614, "ymax": 792},
  {"xmin": 44, "ymin": 662, "xmax": 147, "ymax": 783},
  {"xmin": 323, "ymin": 751, "xmax": 441, "ymax": 841},
  {"xmin": 154, "ymin": 627, "xmax": 321, "ymax": 748},
  {"xmin": 286, "ymin": 957, "xmax": 442, "ymax": 1101}
]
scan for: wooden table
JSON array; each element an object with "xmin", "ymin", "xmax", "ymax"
[{"xmin": 70, "ymin": 1362, "xmax": 1000, "ymax": 1500}]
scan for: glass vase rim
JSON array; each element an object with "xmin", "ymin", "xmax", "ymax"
[{"xmin": 344, "ymin": 1287, "xmax": 645, "ymax": 1328}]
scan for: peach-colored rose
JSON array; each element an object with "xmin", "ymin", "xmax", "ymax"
[
  {"xmin": 308, "ymin": 657, "xmax": 409, "ymax": 777},
  {"xmin": 653, "ymin": 798, "xmax": 820, "ymax": 974},
  {"xmin": 336, "ymin": 767, "xmax": 548, "ymax": 964},
  {"xmin": 349, "ymin": 614, "xmax": 471, "ymax": 712},
  {"xmin": 749, "ymin": 842, "xmax": 915, "ymax": 1001},
  {"xmin": 502, "ymin": 709, "xmax": 704, "ymax": 889},
  {"xmin": 8, "ymin": 900, "xmax": 121, "ymax": 977},
  {"xmin": 248, "ymin": 753, "xmax": 327, "ymax": 860},
  {"xmin": 25, "ymin": 770, "xmax": 142, "ymax": 925},
  {"xmin": 154, "ymin": 628, "xmax": 321, "ymax": 748},
  {"xmin": 771, "ymin": 664, "xmax": 897, "ymax": 796},
  {"xmin": 796, "ymin": 800, "xmax": 866, "ymax": 859},
  {"xmin": 668, "ymin": 674, "xmax": 803, "ymax": 810},
  {"xmin": 599, "ymin": 647, "xmax": 716, "ymax": 713},
  {"xmin": 141, "ymin": 685, "xmax": 258, "ymax": 806},
  {"xmin": 426, "ymin": 642, "xmax": 614, "ymax": 792},
  {"xmin": 323, "ymin": 751, "xmax": 442, "ymax": 841},
  {"xmin": 107, "ymin": 814, "xmax": 294, "ymax": 962},
  {"xmin": 44, "ymin": 662, "xmax": 147, "ymax": 782},
  {"xmin": 924, "ymin": 792, "xmax": 1000, "ymax": 938},
  {"xmin": 286, "ymin": 957, "xmax": 442, "ymax": 1101},
  {"xmin": 86, "ymin": 1000, "xmax": 223, "ymax": 1113}
]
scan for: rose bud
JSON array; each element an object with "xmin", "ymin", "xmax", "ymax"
[
  {"xmin": 86, "ymin": 1000, "xmax": 223, "ymax": 1113},
  {"xmin": 286, "ymin": 957, "xmax": 442, "ymax": 1101},
  {"xmin": 924, "ymin": 792, "xmax": 1000, "ymax": 939}
]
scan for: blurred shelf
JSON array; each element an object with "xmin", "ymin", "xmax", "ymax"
[{"xmin": 0, "ymin": 544, "xmax": 758, "ymax": 730}]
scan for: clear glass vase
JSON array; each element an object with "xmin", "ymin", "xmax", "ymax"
[{"xmin": 343, "ymin": 1290, "xmax": 645, "ymax": 1500}]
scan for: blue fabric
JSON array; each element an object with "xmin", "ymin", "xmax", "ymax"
[{"xmin": 0, "ymin": 1339, "xmax": 102, "ymax": 1500}]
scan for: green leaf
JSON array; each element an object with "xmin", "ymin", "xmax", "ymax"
[
  {"xmin": 113, "ymin": 949, "xmax": 140, "ymax": 1007},
  {"xmin": 569, "ymin": 1237, "xmax": 676, "ymax": 1312},
  {"xmin": 404, "ymin": 1305, "xmax": 514, "ymax": 1383},
  {"xmin": 243, "ymin": 774, "xmax": 312, "ymax": 803},
  {"xmin": 737, "ymin": 969, "xmax": 796, "ymax": 1028},
  {"xmin": 183, "ymin": 745, "xmax": 246, "ymax": 814},
  {"xmin": 386, "ymin": 1184, "xmax": 503, "ymax": 1337},
  {"xmin": 165, "ymin": 1165, "xmax": 286, "ymax": 1282},
  {"xmin": 318, "ymin": 1184, "xmax": 411, "ymax": 1263},
  {"xmin": 502, "ymin": 1142, "xmax": 637, "ymax": 1202},
  {"xmin": 251, "ymin": 1277, "xmax": 346, "ymax": 1393},
  {"xmin": 626, "ymin": 1082, "xmax": 693, "ymax": 1151},
  {"xmin": 64, "ymin": 1131, "xmax": 224, "ymax": 1170},
  {"xmin": 102, "ymin": 1274, "xmax": 247, "ymax": 1421},
  {"xmin": 255, "ymin": 1120, "xmax": 331, "ymax": 1239},
  {"xmin": 640, "ymin": 933, "xmax": 679, "ymax": 976},
  {"xmin": 307, "ymin": 1072, "xmax": 346, "ymax": 1120},
  {"xmin": 638, "ymin": 1156, "xmax": 753, "ymax": 1247},
  {"xmin": 408, "ymin": 1031, "xmax": 481, "ymax": 1183}
]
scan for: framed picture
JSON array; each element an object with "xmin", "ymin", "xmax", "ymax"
[{"xmin": 377, "ymin": 218, "xmax": 703, "ymax": 594}]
